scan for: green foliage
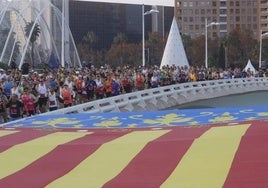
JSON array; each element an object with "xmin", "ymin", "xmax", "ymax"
[
  {"xmin": 218, "ymin": 42, "xmax": 225, "ymax": 68},
  {"xmin": 25, "ymin": 21, "xmax": 41, "ymax": 43},
  {"xmin": 24, "ymin": 21, "xmax": 41, "ymax": 69},
  {"xmin": 105, "ymin": 43, "xmax": 141, "ymax": 67},
  {"xmin": 83, "ymin": 31, "xmax": 98, "ymax": 49},
  {"xmin": 113, "ymin": 33, "xmax": 127, "ymax": 44},
  {"xmin": 0, "ymin": 62, "xmax": 10, "ymax": 71},
  {"xmin": 76, "ymin": 28, "xmax": 263, "ymax": 68}
]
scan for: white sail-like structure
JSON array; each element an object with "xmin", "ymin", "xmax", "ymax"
[
  {"xmin": 0, "ymin": 0, "xmax": 81, "ymax": 69},
  {"xmin": 160, "ymin": 17, "xmax": 189, "ymax": 68},
  {"xmin": 244, "ymin": 59, "xmax": 256, "ymax": 74}
]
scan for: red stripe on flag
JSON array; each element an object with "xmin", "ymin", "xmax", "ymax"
[
  {"xmin": 0, "ymin": 130, "xmax": 129, "ymax": 187},
  {"xmin": 0, "ymin": 129, "xmax": 53, "ymax": 152},
  {"xmin": 104, "ymin": 126, "xmax": 210, "ymax": 188},
  {"xmin": 224, "ymin": 120, "xmax": 268, "ymax": 188}
]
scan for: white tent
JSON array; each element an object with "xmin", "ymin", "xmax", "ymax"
[
  {"xmin": 244, "ymin": 59, "xmax": 256, "ymax": 74},
  {"xmin": 160, "ymin": 17, "xmax": 189, "ymax": 68}
]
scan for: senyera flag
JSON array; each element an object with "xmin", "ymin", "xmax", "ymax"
[{"xmin": 0, "ymin": 120, "xmax": 267, "ymax": 188}]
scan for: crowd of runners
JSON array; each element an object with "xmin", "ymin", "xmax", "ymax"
[{"xmin": 0, "ymin": 63, "xmax": 266, "ymax": 123}]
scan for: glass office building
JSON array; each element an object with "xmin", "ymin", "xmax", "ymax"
[{"xmin": 68, "ymin": 1, "xmax": 174, "ymax": 50}]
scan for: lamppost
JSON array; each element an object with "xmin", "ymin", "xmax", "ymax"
[
  {"xmin": 146, "ymin": 48, "xmax": 150, "ymax": 64},
  {"xmin": 259, "ymin": 30, "xmax": 268, "ymax": 68},
  {"xmin": 142, "ymin": 4, "xmax": 159, "ymax": 67},
  {"xmin": 61, "ymin": 0, "xmax": 66, "ymax": 68},
  {"xmin": 205, "ymin": 18, "xmax": 221, "ymax": 69}
]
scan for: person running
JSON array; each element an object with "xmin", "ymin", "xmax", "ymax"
[
  {"xmin": 85, "ymin": 74, "xmax": 96, "ymax": 101},
  {"xmin": 95, "ymin": 74, "xmax": 105, "ymax": 99},
  {"xmin": 47, "ymin": 87, "xmax": 58, "ymax": 111},
  {"xmin": 75, "ymin": 75, "xmax": 85, "ymax": 104},
  {"xmin": 21, "ymin": 87, "xmax": 38, "ymax": 117},
  {"xmin": 104, "ymin": 76, "xmax": 112, "ymax": 97},
  {"xmin": 0, "ymin": 87, "xmax": 8, "ymax": 123},
  {"xmin": 111, "ymin": 78, "xmax": 120, "ymax": 96},
  {"xmin": 3, "ymin": 76, "xmax": 13, "ymax": 100},
  {"xmin": 121, "ymin": 74, "xmax": 132, "ymax": 93},
  {"xmin": 8, "ymin": 93, "xmax": 23, "ymax": 121},
  {"xmin": 60, "ymin": 84, "xmax": 73, "ymax": 108},
  {"xmin": 135, "ymin": 72, "xmax": 145, "ymax": 91},
  {"xmin": 36, "ymin": 78, "xmax": 48, "ymax": 113}
]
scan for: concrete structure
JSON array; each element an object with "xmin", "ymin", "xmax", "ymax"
[
  {"xmin": 1, "ymin": 0, "xmax": 174, "ymax": 68},
  {"xmin": 160, "ymin": 17, "xmax": 189, "ymax": 68},
  {"xmin": 32, "ymin": 77, "xmax": 268, "ymax": 115},
  {"xmin": 0, "ymin": 0, "xmax": 81, "ymax": 68}
]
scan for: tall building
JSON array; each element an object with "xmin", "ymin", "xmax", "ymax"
[
  {"xmin": 175, "ymin": 0, "xmax": 263, "ymax": 40},
  {"xmin": 260, "ymin": 0, "xmax": 268, "ymax": 34},
  {"xmin": 68, "ymin": 1, "xmax": 174, "ymax": 50}
]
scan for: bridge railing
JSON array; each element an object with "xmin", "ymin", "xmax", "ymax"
[{"xmin": 40, "ymin": 77, "xmax": 268, "ymax": 115}]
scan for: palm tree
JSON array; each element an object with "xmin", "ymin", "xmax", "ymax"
[
  {"xmin": 113, "ymin": 32, "xmax": 127, "ymax": 64},
  {"xmin": 25, "ymin": 21, "xmax": 40, "ymax": 69},
  {"xmin": 82, "ymin": 31, "xmax": 98, "ymax": 63}
]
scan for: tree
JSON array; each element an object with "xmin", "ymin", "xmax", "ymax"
[
  {"xmin": 82, "ymin": 31, "xmax": 98, "ymax": 63},
  {"xmin": 181, "ymin": 34, "xmax": 193, "ymax": 65},
  {"xmin": 105, "ymin": 43, "xmax": 140, "ymax": 67},
  {"xmin": 223, "ymin": 28, "xmax": 257, "ymax": 68},
  {"xmin": 262, "ymin": 37, "xmax": 268, "ymax": 68},
  {"xmin": 25, "ymin": 21, "xmax": 40, "ymax": 69},
  {"xmin": 191, "ymin": 36, "xmax": 205, "ymax": 66},
  {"xmin": 113, "ymin": 32, "xmax": 127, "ymax": 64},
  {"xmin": 147, "ymin": 32, "xmax": 166, "ymax": 66},
  {"xmin": 76, "ymin": 44, "xmax": 91, "ymax": 62},
  {"xmin": 218, "ymin": 42, "xmax": 225, "ymax": 68}
]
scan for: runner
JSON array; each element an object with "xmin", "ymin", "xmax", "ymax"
[
  {"xmin": 21, "ymin": 87, "xmax": 38, "ymax": 117},
  {"xmin": 8, "ymin": 93, "xmax": 23, "ymax": 121},
  {"xmin": 0, "ymin": 87, "xmax": 8, "ymax": 123}
]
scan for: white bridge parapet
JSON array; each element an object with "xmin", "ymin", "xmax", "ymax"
[{"xmin": 41, "ymin": 77, "xmax": 268, "ymax": 115}]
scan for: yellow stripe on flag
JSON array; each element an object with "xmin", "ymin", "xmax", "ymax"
[
  {"xmin": 0, "ymin": 130, "xmax": 19, "ymax": 137},
  {"xmin": 47, "ymin": 130, "xmax": 170, "ymax": 188},
  {"xmin": 0, "ymin": 132, "xmax": 89, "ymax": 179},
  {"xmin": 161, "ymin": 124, "xmax": 250, "ymax": 188}
]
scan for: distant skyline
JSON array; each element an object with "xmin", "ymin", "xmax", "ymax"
[{"xmin": 77, "ymin": 0, "xmax": 174, "ymax": 7}]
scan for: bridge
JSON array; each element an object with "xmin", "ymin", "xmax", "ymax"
[
  {"xmin": 39, "ymin": 77, "xmax": 268, "ymax": 115},
  {"xmin": 2, "ymin": 77, "xmax": 268, "ymax": 129},
  {"xmin": 1, "ymin": 78, "xmax": 268, "ymax": 187}
]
